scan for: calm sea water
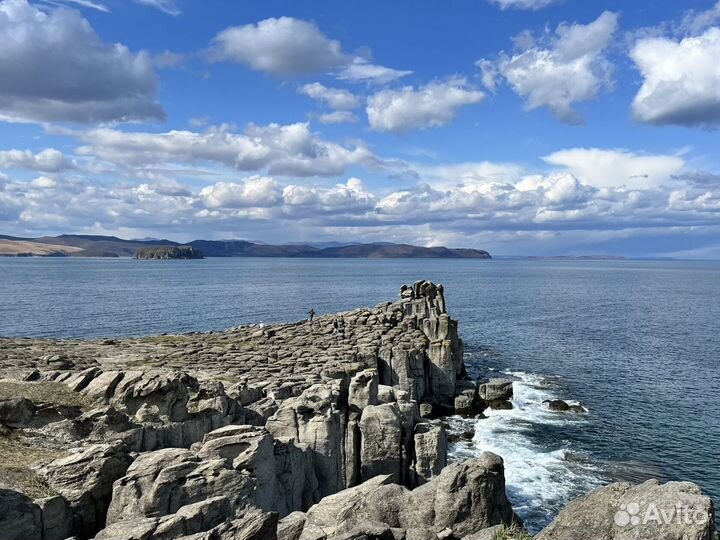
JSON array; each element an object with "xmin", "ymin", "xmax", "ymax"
[{"xmin": 1, "ymin": 257, "xmax": 719, "ymax": 531}]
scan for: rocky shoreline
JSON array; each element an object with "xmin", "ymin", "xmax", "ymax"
[{"xmin": 0, "ymin": 282, "xmax": 715, "ymax": 540}]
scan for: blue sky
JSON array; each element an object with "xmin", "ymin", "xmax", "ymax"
[{"xmin": 1, "ymin": 0, "xmax": 719, "ymax": 257}]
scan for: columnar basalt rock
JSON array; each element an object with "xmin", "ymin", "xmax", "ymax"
[{"xmin": 0, "ymin": 281, "xmax": 715, "ymax": 540}]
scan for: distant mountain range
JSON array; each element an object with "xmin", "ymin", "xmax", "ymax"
[{"xmin": 0, "ymin": 234, "xmax": 492, "ymax": 259}]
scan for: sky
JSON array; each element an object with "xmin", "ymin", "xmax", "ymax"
[{"xmin": 0, "ymin": 0, "xmax": 719, "ymax": 257}]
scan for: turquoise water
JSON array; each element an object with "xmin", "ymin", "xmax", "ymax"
[{"xmin": 1, "ymin": 257, "xmax": 719, "ymax": 530}]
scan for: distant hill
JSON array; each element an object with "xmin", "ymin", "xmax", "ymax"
[{"xmin": 0, "ymin": 234, "xmax": 491, "ymax": 259}]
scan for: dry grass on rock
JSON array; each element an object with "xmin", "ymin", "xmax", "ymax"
[{"xmin": 0, "ymin": 380, "xmax": 91, "ymax": 410}]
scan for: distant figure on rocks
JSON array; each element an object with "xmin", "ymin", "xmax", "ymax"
[{"xmin": 308, "ymin": 308, "xmax": 316, "ymax": 322}]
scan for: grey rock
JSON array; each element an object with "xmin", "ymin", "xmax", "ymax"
[
  {"xmin": 303, "ymin": 454, "xmax": 516, "ymax": 538},
  {"xmin": 82, "ymin": 371, "xmax": 126, "ymax": 404},
  {"xmin": 0, "ymin": 397, "xmax": 35, "ymax": 428},
  {"xmin": 245, "ymin": 397, "xmax": 279, "ymax": 427},
  {"xmin": 106, "ymin": 447, "xmax": 253, "ymax": 524},
  {"xmin": 403, "ymin": 453, "xmax": 517, "ymax": 537},
  {"xmin": 278, "ymin": 512, "xmax": 307, "ymax": 540},
  {"xmin": 266, "ymin": 384, "xmax": 345, "ymax": 498},
  {"xmin": 43, "ymin": 354, "xmax": 75, "ymax": 370},
  {"xmin": 152, "ymin": 496, "xmax": 232, "ymax": 539},
  {"xmin": 273, "ymin": 438, "xmax": 320, "ymax": 515},
  {"xmin": 209, "ymin": 508, "xmax": 279, "ymax": 540},
  {"xmin": 411, "ymin": 422, "xmax": 447, "ymax": 486},
  {"xmin": 197, "ymin": 425, "xmax": 276, "ymax": 511},
  {"xmin": 106, "ymin": 447, "xmax": 195, "ymax": 524},
  {"xmin": 535, "ymin": 479, "xmax": 715, "ymax": 540},
  {"xmin": 227, "ymin": 382, "xmax": 265, "ymax": 407},
  {"xmin": 40, "ymin": 443, "xmax": 132, "ymax": 538},
  {"xmin": 544, "ymin": 400, "xmax": 569, "ymax": 412},
  {"xmin": 37, "ymin": 495, "xmax": 74, "ymax": 540},
  {"xmin": 477, "ymin": 379, "xmax": 513, "ymax": 402},
  {"xmin": 377, "ymin": 385, "xmax": 396, "ymax": 404},
  {"xmin": 348, "ymin": 370, "xmax": 378, "ymax": 412},
  {"xmin": 0, "ymin": 488, "xmax": 42, "ymax": 540},
  {"xmin": 359, "ymin": 404, "xmax": 402, "ymax": 483}
]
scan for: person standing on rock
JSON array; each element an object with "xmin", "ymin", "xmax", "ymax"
[{"xmin": 308, "ymin": 308, "xmax": 316, "ymax": 322}]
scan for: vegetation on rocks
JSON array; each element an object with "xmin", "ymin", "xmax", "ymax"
[{"xmin": 134, "ymin": 246, "xmax": 204, "ymax": 259}]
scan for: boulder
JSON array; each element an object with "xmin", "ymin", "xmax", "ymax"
[
  {"xmin": 0, "ymin": 397, "xmax": 35, "ymax": 428},
  {"xmin": 228, "ymin": 382, "xmax": 265, "ymax": 407},
  {"xmin": 82, "ymin": 371, "xmax": 126, "ymax": 404},
  {"xmin": 208, "ymin": 508, "xmax": 279, "ymax": 540},
  {"xmin": 96, "ymin": 497, "xmax": 251, "ymax": 540},
  {"xmin": 302, "ymin": 454, "xmax": 517, "ymax": 538},
  {"xmin": 197, "ymin": 425, "xmax": 277, "ymax": 511},
  {"xmin": 462, "ymin": 525, "xmax": 504, "ymax": 540},
  {"xmin": 477, "ymin": 379, "xmax": 513, "ymax": 402},
  {"xmin": 112, "ymin": 371, "xmax": 194, "ymax": 423},
  {"xmin": 39, "ymin": 443, "xmax": 132, "ymax": 538},
  {"xmin": 278, "ymin": 512, "xmax": 307, "ymax": 540},
  {"xmin": 535, "ymin": 479, "xmax": 715, "ymax": 540},
  {"xmin": 544, "ymin": 400, "xmax": 569, "ymax": 412},
  {"xmin": 43, "ymin": 354, "xmax": 75, "ymax": 370},
  {"xmin": 37, "ymin": 495, "xmax": 74, "ymax": 540},
  {"xmin": 0, "ymin": 488, "xmax": 42, "ymax": 540},
  {"xmin": 245, "ymin": 397, "xmax": 279, "ymax": 426},
  {"xmin": 404, "ymin": 453, "xmax": 518, "ymax": 537},
  {"xmin": 151, "ymin": 496, "xmax": 232, "ymax": 539},
  {"xmin": 106, "ymin": 447, "xmax": 195, "ymax": 524},
  {"xmin": 106, "ymin": 447, "xmax": 254, "ymax": 524}
]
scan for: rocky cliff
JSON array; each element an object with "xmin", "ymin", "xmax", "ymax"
[{"xmin": 0, "ymin": 282, "xmax": 714, "ymax": 540}]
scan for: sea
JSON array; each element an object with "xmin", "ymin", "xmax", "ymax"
[{"xmin": 1, "ymin": 257, "xmax": 719, "ymax": 532}]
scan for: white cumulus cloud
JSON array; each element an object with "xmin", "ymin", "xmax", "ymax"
[
  {"xmin": 298, "ymin": 83, "xmax": 359, "ymax": 110},
  {"xmin": 200, "ymin": 177, "xmax": 282, "ymax": 209},
  {"xmin": 631, "ymin": 27, "xmax": 720, "ymax": 128},
  {"xmin": 0, "ymin": 0, "xmax": 164, "ymax": 123},
  {"xmin": 209, "ymin": 17, "xmax": 411, "ymax": 83},
  {"xmin": 479, "ymin": 11, "xmax": 618, "ymax": 124},
  {"xmin": 210, "ymin": 17, "xmax": 347, "ymax": 76},
  {"xmin": 337, "ymin": 58, "xmax": 413, "ymax": 85},
  {"xmin": 366, "ymin": 78, "xmax": 485, "ymax": 133},
  {"xmin": 0, "ymin": 148, "xmax": 75, "ymax": 172}
]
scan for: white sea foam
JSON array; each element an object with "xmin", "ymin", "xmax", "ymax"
[{"xmin": 449, "ymin": 371, "xmax": 605, "ymax": 531}]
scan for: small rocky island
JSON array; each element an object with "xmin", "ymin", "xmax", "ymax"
[
  {"xmin": 135, "ymin": 246, "xmax": 204, "ymax": 260},
  {"xmin": 0, "ymin": 282, "xmax": 715, "ymax": 540}
]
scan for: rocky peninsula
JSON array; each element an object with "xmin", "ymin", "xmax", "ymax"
[{"xmin": 0, "ymin": 282, "xmax": 715, "ymax": 540}]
